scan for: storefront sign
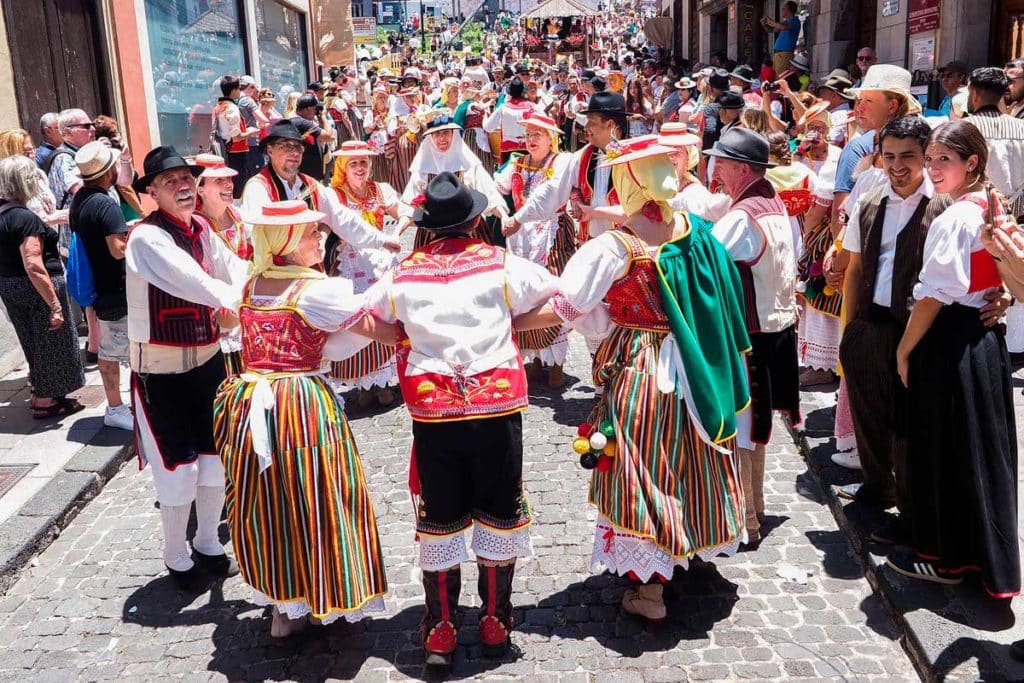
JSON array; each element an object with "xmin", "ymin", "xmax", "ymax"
[
  {"xmin": 737, "ymin": 0, "xmax": 757, "ymax": 65},
  {"xmin": 882, "ymin": 0, "xmax": 899, "ymax": 17},
  {"xmin": 908, "ymin": 0, "xmax": 940, "ymax": 34},
  {"xmin": 352, "ymin": 16, "xmax": 377, "ymax": 43}
]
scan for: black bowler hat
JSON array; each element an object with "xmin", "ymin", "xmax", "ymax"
[
  {"xmin": 514, "ymin": 63, "xmax": 531, "ymax": 75},
  {"xmin": 707, "ymin": 68, "xmax": 731, "ymax": 91},
  {"xmin": 703, "ymin": 128, "xmax": 776, "ymax": 167},
  {"xmin": 717, "ymin": 90, "xmax": 745, "ymax": 110},
  {"xmin": 413, "ymin": 172, "xmax": 488, "ymax": 233},
  {"xmin": 259, "ymin": 120, "xmax": 306, "ymax": 152},
  {"xmin": 730, "ymin": 65, "xmax": 756, "ymax": 84},
  {"xmin": 581, "ymin": 69, "xmax": 596, "ymax": 80},
  {"xmin": 580, "ymin": 90, "xmax": 626, "ymax": 114},
  {"xmin": 132, "ymin": 146, "xmax": 201, "ymax": 193}
]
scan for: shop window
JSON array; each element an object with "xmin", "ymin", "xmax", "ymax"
[
  {"xmin": 256, "ymin": 0, "xmax": 311, "ymax": 105},
  {"xmin": 142, "ymin": 0, "xmax": 247, "ymax": 155}
]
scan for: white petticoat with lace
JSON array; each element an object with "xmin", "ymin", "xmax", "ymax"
[
  {"xmin": 419, "ymin": 523, "xmax": 534, "ymax": 571},
  {"xmin": 521, "ymin": 328, "xmax": 570, "ymax": 365},
  {"xmin": 251, "ymin": 590, "xmax": 385, "ymax": 625},
  {"xmin": 797, "ymin": 307, "xmax": 840, "ymax": 371},
  {"xmin": 589, "ymin": 515, "xmax": 744, "ymax": 583}
]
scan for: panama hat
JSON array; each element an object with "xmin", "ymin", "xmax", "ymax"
[
  {"xmin": 192, "ymin": 153, "xmax": 238, "ymax": 179},
  {"xmin": 242, "ymin": 199, "xmax": 325, "ymax": 226},
  {"xmin": 598, "ymin": 134, "xmax": 674, "ymax": 168},
  {"xmin": 850, "ymin": 64, "xmax": 913, "ymax": 100},
  {"xmin": 74, "ymin": 141, "xmax": 121, "ymax": 182},
  {"xmin": 790, "ymin": 54, "xmax": 810, "ymax": 72}
]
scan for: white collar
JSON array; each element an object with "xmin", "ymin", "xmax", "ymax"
[{"xmin": 885, "ymin": 174, "xmax": 933, "ymax": 203}]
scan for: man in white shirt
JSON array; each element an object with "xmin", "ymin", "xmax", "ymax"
[
  {"xmin": 126, "ymin": 146, "xmax": 248, "ymax": 592},
  {"xmin": 241, "ymin": 120, "xmax": 399, "ymax": 272},
  {"xmin": 838, "ymin": 117, "xmax": 947, "ymax": 536}
]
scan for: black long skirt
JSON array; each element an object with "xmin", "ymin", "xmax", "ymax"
[{"xmin": 906, "ymin": 304, "xmax": 1019, "ymax": 598}]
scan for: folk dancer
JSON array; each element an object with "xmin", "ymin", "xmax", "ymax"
[
  {"xmin": 215, "ymin": 199, "xmax": 391, "ymax": 637},
  {"xmin": 705, "ymin": 128, "xmax": 801, "ymax": 545},
  {"xmin": 328, "ymin": 141, "xmax": 402, "ymax": 409},
  {"xmin": 126, "ymin": 147, "xmax": 248, "ymax": 591},
  {"xmin": 495, "ymin": 112, "xmax": 577, "ymax": 388},
  {"xmin": 363, "ymin": 173, "xmax": 557, "ymax": 667},
  {"xmin": 516, "ymin": 136, "xmax": 749, "ymax": 623}
]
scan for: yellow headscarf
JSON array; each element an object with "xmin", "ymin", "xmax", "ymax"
[
  {"xmin": 611, "ymin": 154, "xmax": 678, "ymax": 223},
  {"xmin": 331, "ymin": 154, "xmax": 354, "ymax": 190},
  {"xmin": 250, "ymin": 221, "xmax": 326, "ymax": 280}
]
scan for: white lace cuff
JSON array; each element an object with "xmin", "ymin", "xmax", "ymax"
[
  {"xmin": 472, "ymin": 524, "xmax": 534, "ymax": 562},
  {"xmin": 251, "ymin": 590, "xmax": 385, "ymax": 625}
]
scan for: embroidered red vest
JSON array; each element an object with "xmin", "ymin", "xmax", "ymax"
[
  {"xmin": 256, "ymin": 168, "xmax": 323, "ymax": 211},
  {"xmin": 238, "ymin": 280, "xmax": 327, "ymax": 373},
  {"xmin": 604, "ymin": 231, "xmax": 670, "ymax": 332},
  {"xmin": 139, "ymin": 211, "xmax": 219, "ymax": 347},
  {"xmin": 334, "ymin": 182, "xmax": 387, "ymax": 230},
  {"xmin": 392, "ymin": 239, "xmax": 528, "ymax": 422},
  {"xmin": 576, "ymin": 145, "xmax": 619, "ymax": 242}
]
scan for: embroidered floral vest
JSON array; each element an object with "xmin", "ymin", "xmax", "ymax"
[
  {"xmin": 604, "ymin": 231, "xmax": 670, "ymax": 332},
  {"xmin": 391, "ymin": 238, "xmax": 528, "ymax": 422},
  {"xmin": 239, "ymin": 280, "xmax": 327, "ymax": 374}
]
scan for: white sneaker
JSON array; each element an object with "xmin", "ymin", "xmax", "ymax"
[
  {"xmin": 104, "ymin": 404, "xmax": 134, "ymax": 431},
  {"xmin": 831, "ymin": 450, "xmax": 862, "ymax": 470}
]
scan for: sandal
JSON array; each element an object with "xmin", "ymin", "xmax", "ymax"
[{"xmin": 32, "ymin": 397, "xmax": 85, "ymax": 420}]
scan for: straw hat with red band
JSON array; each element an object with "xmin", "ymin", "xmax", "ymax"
[
  {"xmin": 331, "ymin": 141, "xmax": 379, "ymax": 159},
  {"xmin": 657, "ymin": 123, "xmax": 702, "ymax": 148},
  {"xmin": 398, "ymin": 87, "xmax": 421, "ymax": 97},
  {"xmin": 598, "ymin": 134, "xmax": 674, "ymax": 168},
  {"xmin": 520, "ymin": 110, "xmax": 563, "ymax": 135},
  {"xmin": 797, "ymin": 101, "xmax": 832, "ymax": 129},
  {"xmin": 242, "ymin": 199, "xmax": 325, "ymax": 226},
  {"xmin": 193, "ymin": 153, "xmax": 238, "ymax": 179}
]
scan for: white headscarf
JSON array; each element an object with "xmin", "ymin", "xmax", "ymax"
[{"xmin": 408, "ymin": 128, "xmax": 481, "ymax": 176}]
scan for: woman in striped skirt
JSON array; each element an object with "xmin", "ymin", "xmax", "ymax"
[
  {"xmin": 515, "ymin": 138, "xmax": 749, "ymax": 623},
  {"xmin": 327, "ymin": 141, "xmax": 400, "ymax": 409},
  {"xmin": 389, "ymin": 88, "xmax": 430, "ymax": 195},
  {"xmin": 454, "ymin": 82, "xmax": 496, "ymax": 175},
  {"xmin": 365, "ymin": 88, "xmax": 393, "ymax": 184},
  {"xmin": 495, "ymin": 113, "xmax": 577, "ymax": 388},
  {"xmin": 214, "ymin": 199, "xmax": 391, "ymax": 638}
]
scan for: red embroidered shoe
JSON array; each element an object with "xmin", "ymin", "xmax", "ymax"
[
  {"xmin": 423, "ymin": 620, "xmax": 458, "ymax": 666},
  {"xmin": 479, "ymin": 614, "xmax": 511, "ymax": 656}
]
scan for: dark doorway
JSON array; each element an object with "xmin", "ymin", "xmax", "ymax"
[
  {"xmin": 993, "ymin": 0, "xmax": 1024, "ymax": 65},
  {"xmin": 832, "ymin": 0, "xmax": 877, "ymax": 76},
  {"xmin": 2, "ymin": 0, "xmax": 113, "ymax": 132},
  {"xmin": 709, "ymin": 9, "xmax": 727, "ymax": 59}
]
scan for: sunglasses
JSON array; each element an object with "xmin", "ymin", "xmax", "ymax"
[
  {"xmin": 856, "ymin": 56, "xmax": 873, "ymax": 62},
  {"xmin": 68, "ymin": 122, "xmax": 95, "ymax": 130}
]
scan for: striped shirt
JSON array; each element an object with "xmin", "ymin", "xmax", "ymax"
[{"xmin": 966, "ymin": 107, "xmax": 1024, "ymax": 218}]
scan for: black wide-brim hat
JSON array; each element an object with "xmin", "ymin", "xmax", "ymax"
[
  {"xmin": 414, "ymin": 171, "xmax": 488, "ymax": 233},
  {"xmin": 259, "ymin": 120, "xmax": 305, "ymax": 152},
  {"xmin": 132, "ymin": 145, "xmax": 202, "ymax": 193},
  {"xmin": 703, "ymin": 127, "xmax": 777, "ymax": 167},
  {"xmin": 580, "ymin": 90, "xmax": 626, "ymax": 115}
]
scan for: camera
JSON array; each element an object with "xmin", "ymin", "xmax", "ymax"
[{"xmin": 762, "ymin": 81, "xmax": 780, "ymax": 93}]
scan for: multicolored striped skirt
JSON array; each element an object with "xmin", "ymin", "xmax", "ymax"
[
  {"xmin": 516, "ymin": 214, "xmax": 577, "ymax": 363},
  {"xmin": 587, "ymin": 326, "xmax": 746, "ymax": 582},
  {"xmin": 798, "ymin": 216, "xmax": 842, "ymax": 318},
  {"xmin": 213, "ymin": 374, "xmax": 388, "ymax": 620},
  {"xmin": 330, "ymin": 341, "xmax": 396, "ymax": 390},
  {"xmin": 392, "ymin": 134, "xmax": 418, "ymax": 195},
  {"xmin": 463, "ymin": 128, "xmax": 495, "ymax": 175}
]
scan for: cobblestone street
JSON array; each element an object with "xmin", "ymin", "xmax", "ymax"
[{"xmin": 0, "ymin": 336, "xmax": 917, "ymax": 682}]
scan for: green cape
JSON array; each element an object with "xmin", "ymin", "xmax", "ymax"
[{"xmin": 655, "ymin": 214, "xmax": 752, "ymax": 443}]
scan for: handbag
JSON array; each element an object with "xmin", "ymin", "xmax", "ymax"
[{"xmin": 66, "ymin": 231, "xmax": 97, "ymax": 308}]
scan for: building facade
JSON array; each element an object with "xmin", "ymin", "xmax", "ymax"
[{"xmin": 0, "ymin": 0, "xmax": 316, "ymax": 162}]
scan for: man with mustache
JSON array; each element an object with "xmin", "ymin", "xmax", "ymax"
[{"xmin": 125, "ymin": 146, "xmax": 249, "ymax": 592}]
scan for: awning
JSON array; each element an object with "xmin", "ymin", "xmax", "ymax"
[{"xmin": 520, "ymin": 0, "xmax": 601, "ymax": 20}]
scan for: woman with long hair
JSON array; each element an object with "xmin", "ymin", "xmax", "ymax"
[
  {"xmin": 625, "ymin": 78, "xmax": 653, "ymax": 137},
  {"xmin": 890, "ymin": 120, "xmax": 1019, "ymax": 598},
  {"xmin": 495, "ymin": 113, "xmax": 577, "ymax": 388},
  {"xmin": 327, "ymin": 141, "xmax": 401, "ymax": 408},
  {"xmin": 215, "ymin": 199, "xmax": 392, "ymax": 637}
]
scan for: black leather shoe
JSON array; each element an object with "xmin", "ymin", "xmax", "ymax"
[
  {"xmin": 166, "ymin": 564, "xmax": 209, "ymax": 593},
  {"xmin": 194, "ymin": 550, "xmax": 239, "ymax": 577}
]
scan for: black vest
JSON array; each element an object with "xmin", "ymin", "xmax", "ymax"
[{"xmin": 856, "ymin": 185, "xmax": 951, "ymax": 324}]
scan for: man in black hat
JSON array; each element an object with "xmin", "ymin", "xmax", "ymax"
[
  {"xmin": 125, "ymin": 146, "xmax": 249, "ymax": 591},
  {"xmin": 505, "ymin": 90, "xmax": 628, "ymax": 242},
  {"xmin": 704, "ymin": 127, "xmax": 800, "ymax": 546},
  {"xmin": 717, "ymin": 91, "xmax": 746, "ymax": 136},
  {"xmin": 730, "ymin": 65, "xmax": 762, "ymax": 107},
  {"xmin": 482, "ymin": 76, "xmax": 537, "ymax": 164},
  {"xmin": 241, "ymin": 120, "xmax": 398, "ymax": 271},
  {"xmin": 698, "ymin": 68, "xmax": 733, "ymax": 156},
  {"xmin": 291, "ymin": 93, "xmax": 336, "ymax": 181},
  {"xmin": 362, "ymin": 172, "xmax": 556, "ymax": 667}
]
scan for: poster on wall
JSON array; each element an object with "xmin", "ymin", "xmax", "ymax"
[
  {"xmin": 910, "ymin": 34, "xmax": 935, "ymax": 73},
  {"xmin": 255, "ymin": 0, "xmax": 310, "ymax": 102},
  {"xmin": 143, "ymin": 0, "xmax": 247, "ymax": 154},
  {"xmin": 908, "ymin": 0, "xmax": 940, "ymax": 34}
]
